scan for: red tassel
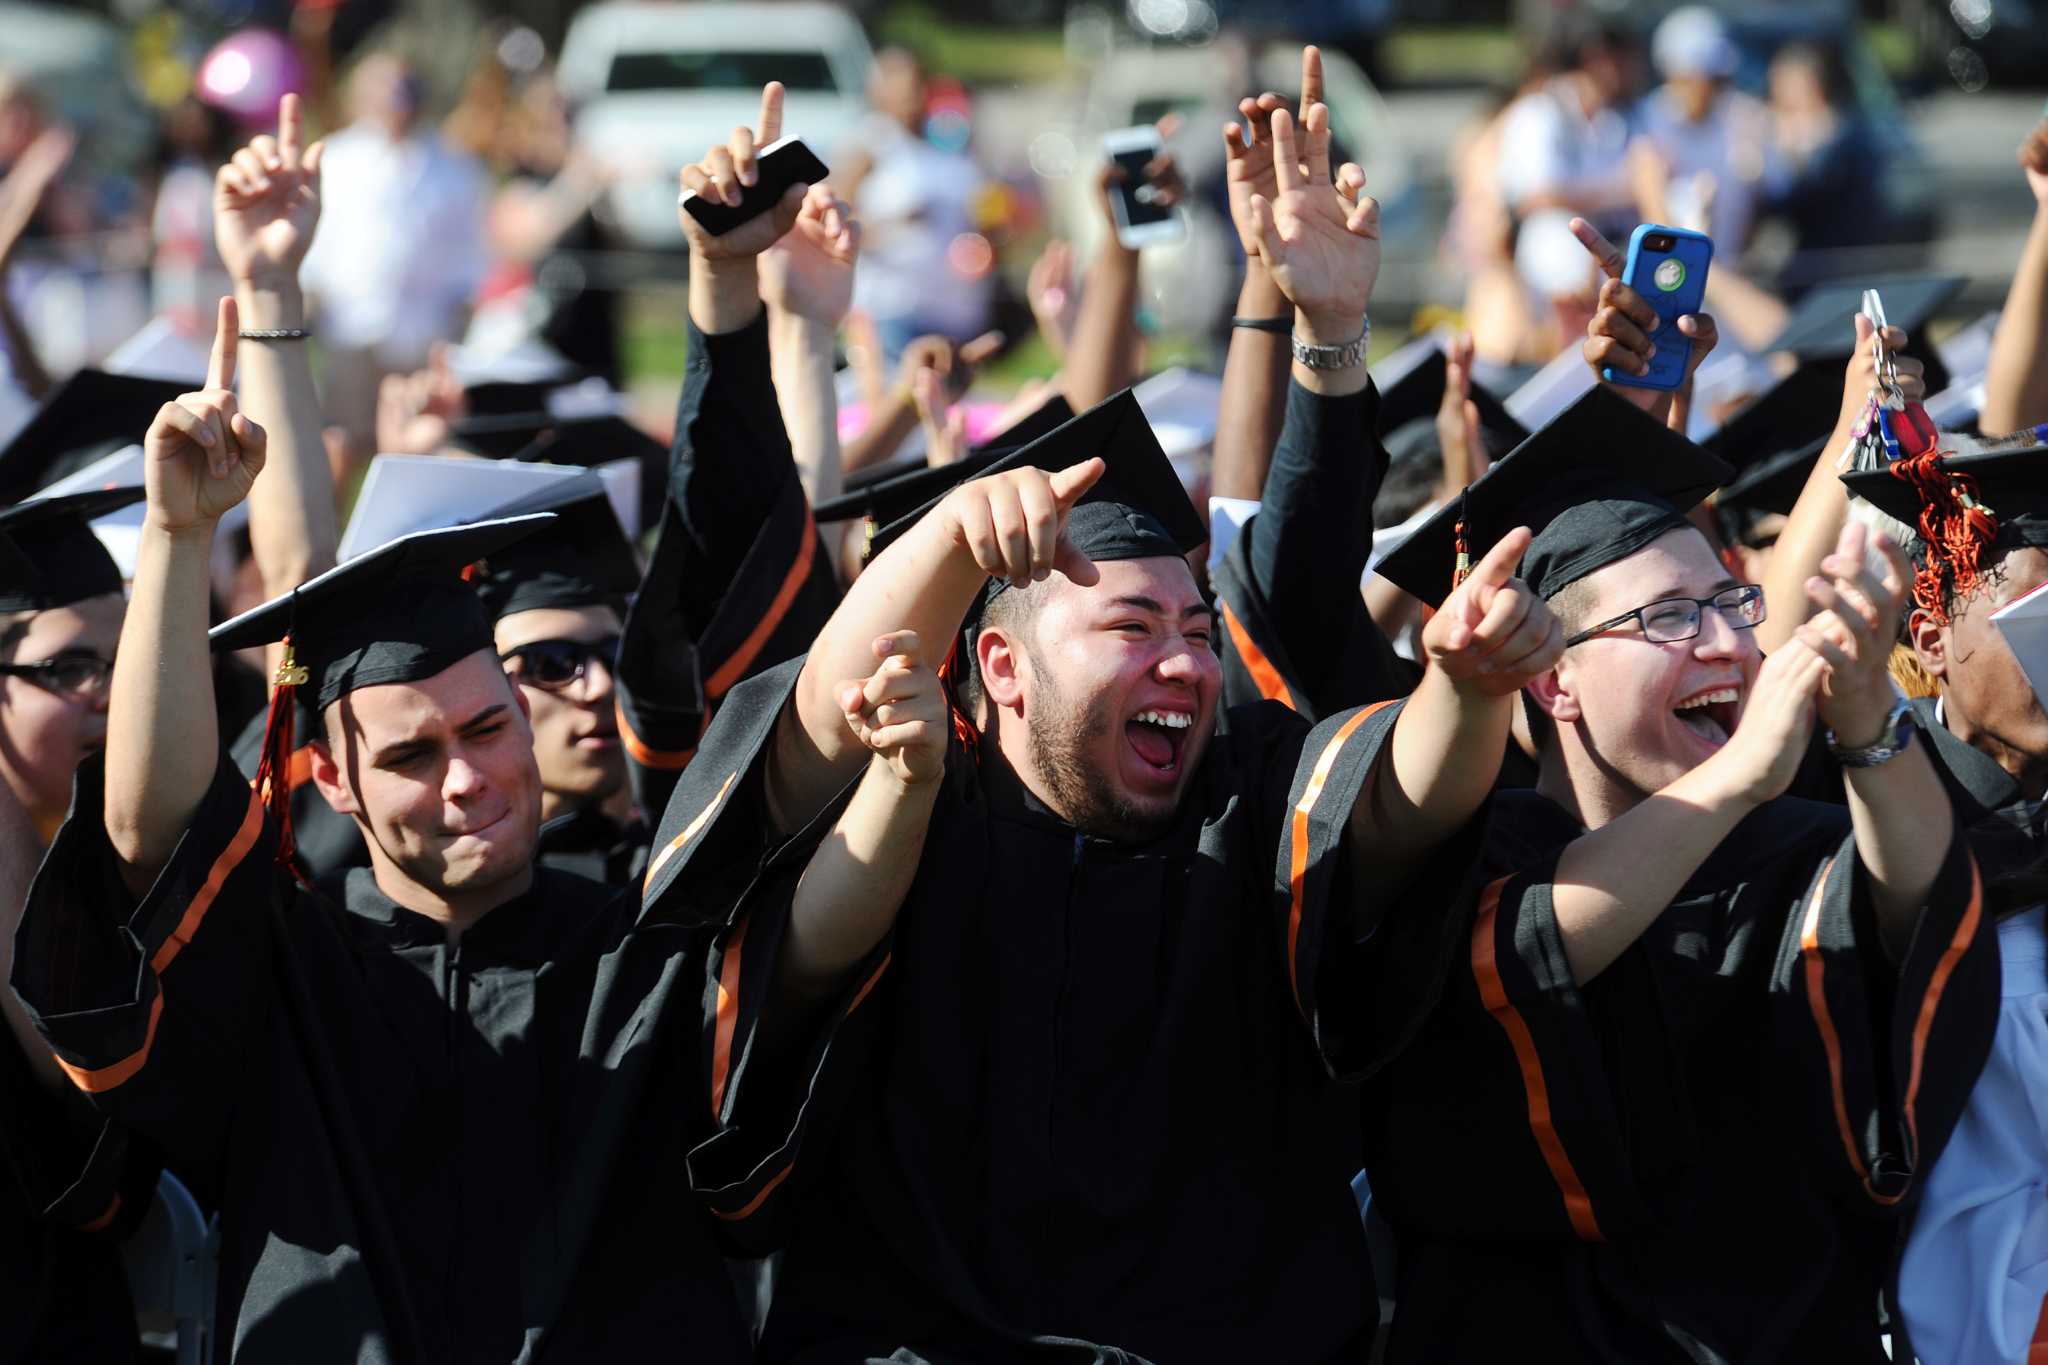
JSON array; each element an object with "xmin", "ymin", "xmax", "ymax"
[
  {"xmin": 252, "ymin": 637, "xmax": 314, "ymax": 887},
  {"xmin": 1889, "ymin": 448, "xmax": 1999, "ymax": 626},
  {"xmin": 933, "ymin": 636, "xmax": 980, "ymax": 767}
]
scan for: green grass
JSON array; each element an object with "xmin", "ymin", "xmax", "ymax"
[
  {"xmin": 1383, "ymin": 25, "xmax": 1526, "ymax": 87},
  {"xmin": 875, "ymin": 1, "xmax": 1071, "ymax": 87}
]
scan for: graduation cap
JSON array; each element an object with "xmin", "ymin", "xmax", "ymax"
[
  {"xmin": 828, "ymin": 389, "xmax": 1207, "ymax": 576},
  {"xmin": 212, "ymin": 515, "xmax": 557, "ymax": 712},
  {"xmin": 1376, "ymin": 386, "xmax": 1734, "ymax": 607},
  {"xmin": 472, "ymin": 473, "xmax": 642, "ymax": 621},
  {"xmin": 1702, "ymin": 358, "xmax": 1842, "ymax": 473},
  {"xmin": 509, "ymin": 413, "xmax": 662, "ymax": 535},
  {"xmin": 1372, "ymin": 338, "xmax": 1529, "ymax": 453},
  {"xmin": 839, "ymin": 390, "xmax": 1078, "ymax": 497},
  {"xmin": 1504, "ymin": 344, "xmax": 1598, "ymax": 432},
  {"xmin": 0, "ymin": 489, "xmax": 146, "ymax": 613},
  {"xmin": 210, "ymin": 514, "xmax": 554, "ymax": 873},
  {"xmin": 1765, "ymin": 274, "xmax": 1964, "ymax": 395},
  {"xmin": 0, "ymin": 370, "xmax": 186, "ymax": 504},
  {"xmin": 1714, "ymin": 436, "xmax": 1826, "ymax": 547},
  {"xmin": 1840, "ymin": 438, "xmax": 2048, "ymax": 625}
]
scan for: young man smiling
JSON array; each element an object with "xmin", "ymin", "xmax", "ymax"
[
  {"xmin": 642, "ymin": 96, "xmax": 1568, "ymax": 1361},
  {"xmin": 9, "ymin": 311, "xmax": 761, "ymax": 1361},
  {"xmin": 1364, "ymin": 380, "xmax": 1994, "ymax": 1361}
]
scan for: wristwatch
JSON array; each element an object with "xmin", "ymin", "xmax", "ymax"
[
  {"xmin": 1291, "ymin": 318, "xmax": 1370, "ymax": 371},
  {"xmin": 1827, "ymin": 696, "xmax": 1916, "ymax": 768}
]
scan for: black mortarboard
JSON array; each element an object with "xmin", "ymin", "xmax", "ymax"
[
  {"xmin": 0, "ymin": 489, "xmax": 146, "ymax": 612},
  {"xmin": 1702, "ymin": 358, "xmax": 1842, "ymax": 473},
  {"xmin": 509, "ymin": 413, "xmax": 666, "ymax": 469},
  {"xmin": 1372, "ymin": 343, "xmax": 1530, "ymax": 453},
  {"xmin": 210, "ymin": 516, "xmax": 554, "ymax": 712},
  {"xmin": 1841, "ymin": 444, "xmax": 2048, "ymax": 539},
  {"xmin": 1841, "ymin": 439, "xmax": 2048, "ymax": 623},
  {"xmin": 472, "ymin": 474, "xmax": 641, "ymax": 621},
  {"xmin": 449, "ymin": 411, "xmax": 553, "ymax": 459},
  {"xmin": 0, "ymin": 370, "xmax": 185, "ymax": 504},
  {"xmin": 1716, "ymin": 436, "xmax": 1825, "ymax": 521},
  {"xmin": 1375, "ymin": 386, "xmax": 1734, "ymax": 606},
  {"xmin": 863, "ymin": 388, "xmax": 1206, "ymax": 568},
  {"xmin": 1766, "ymin": 274, "xmax": 1965, "ymax": 394}
]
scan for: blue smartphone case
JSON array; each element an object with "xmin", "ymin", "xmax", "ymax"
[{"xmin": 1603, "ymin": 223, "xmax": 1713, "ymax": 392}]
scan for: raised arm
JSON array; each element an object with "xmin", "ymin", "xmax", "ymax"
[
  {"xmin": 760, "ymin": 183, "xmax": 861, "ymax": 508},
  {"xmin": 1063, "ymin": 119, "xmax": 1182, "ymax": 411},
  {"xmin": 0, "ymin": 126, "xmax": 72, "ymax": 401},
  {"xmin": 778, "ymin": 628, "xmax": 946, "ymax": 1001},
  {"xmin": 214, "ymin": 93, "xmax": 337, "ymax": 600},
  {"xmin": 1354, "ymin": 529, "xmax": 1562, "ymax": 870},
  {"xmin": 1211, "ymin": 49, "xmax": 1325, "ymax": 503},
  {"xmin": 1797, "ymin": 522, "xmax": 1954, "ymax": 955},
  {"xmin": 1570, "ymin": 217, "xmax": 1721, "ymax": 432},
  {"xmin": 107, "ymin": 306, "xmax": 266, "ymax": 896},
  {"xmin": 1982, "ymin": 120, "xmax": 2048, "ymax": 436},
  {"xmin": 1547, "ymin": 635, "xmax": 1828, "ymax": 983},
  {"xmin": 1755, "ymin": 316, "xmax": 1925, "ymax": 655},
  {"xmin": 772, "ymin": 459, "xmax": 1102, "ymax": 833}
]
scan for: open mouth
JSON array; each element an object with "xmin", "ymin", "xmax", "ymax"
[
  {"xmin": 1673, "ymin": 686, "xmax": 1741, "ymax": 748},
  {"xmin": 1124, "ymin": 706, "xmax": 1193, "ymax": 776}
]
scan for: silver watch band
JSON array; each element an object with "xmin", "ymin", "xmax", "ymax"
[{"xmin": 1291, "ymin": 318, "xmax": 1370, "ymax": 371}]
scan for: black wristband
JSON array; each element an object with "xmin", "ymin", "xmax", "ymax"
[
  {"xmin": 1230, "ymin": 315, "xmax": 1293, "ymax": 334},
  {"xmin": 238, "ymin": 328, "xmax": 314, "ymax": 342}
]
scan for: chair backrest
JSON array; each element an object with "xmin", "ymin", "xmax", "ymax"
[{"xmin": 120, "ymin": 1169, "xmax": 216, "ymax": 1365}]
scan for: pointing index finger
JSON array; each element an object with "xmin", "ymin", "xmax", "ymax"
[
  {"xmin": 1464, "ymin": 525, "xmax": 1532, "ymax": 593},
  {"xmin": 1569, "ymin": 217, "xmax": 1626, "ymax": 282},
  {"xmin": 279, "ymin": 92, "xmax": 301, "ymax": 165},
  {"xmin": 1049, "ymin": 457, "xmax": 1105, "ymax": 509},
  {"xmin": 1298, "ymin": 45, "xmax": 1324, "ymax": 119},
  {"xmin": 207, "ymin": 296, "xmax": 238, "ymax": 392},
  {"xmin": 757, "ymin": 82, "xmax": 784, "ymax": 146}
]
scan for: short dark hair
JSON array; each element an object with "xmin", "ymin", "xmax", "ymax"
[{"xmin": 959, "ymin": 579, "xmax": 1049, "ymax": 720}]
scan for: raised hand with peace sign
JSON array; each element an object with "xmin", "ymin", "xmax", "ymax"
[{"xmin": 143, "ymin": 297, "xmax": 267, "ymax": 534}]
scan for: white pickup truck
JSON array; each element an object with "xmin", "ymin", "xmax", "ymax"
[{"xmin": 558, "ymin": 1, "xmax": 875, "ymax": 248}]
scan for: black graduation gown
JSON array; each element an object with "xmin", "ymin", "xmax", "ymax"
[
  {"xmin": 1211, "ymin": 380, "xmax": 1419, "ymax": 722},
  {"xmin": 1361, "ymin": 788, "xmax": 1995, "ymax": 1363},
  {"xmin": 532, "ymin": 801, "xmax": 650, "ymax": 888},
  {"xmin": 10, "ymin": 751, "xmax": 754, "ymax": 1364},
  {"xmin": 0, "ymin": 1028, "xmax": 155, "ymax": 1364},
  {"xmin": 614, "ymin": 312, "xmax": 842, "ymax": 822},
  {"xmin": 642, "ymin": 658, "xmax": 1484, "ymax": 1363}
]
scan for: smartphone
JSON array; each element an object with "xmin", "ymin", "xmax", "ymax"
[
  {"xmin": 1101, "ymin": 125, "xmax": 1185, "ymax": 249},
  {"xmin": 677, "ymin": 136, "xmax": 830, "ymax": 236},
  {"xmin": 1603, "ymin": 223, "xmax": 1713, "ymax": 392}
]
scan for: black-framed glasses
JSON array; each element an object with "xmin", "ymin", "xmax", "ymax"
[
  {"xmin": 0, "ymin": 653, "xmax": 115, "ymax": 697},
  {"xmin": 499, "ymin": 636, "xmax": 621, "ymax": 694},
  {"xmin": 1564, "ymin": 584, "xmax": 1766, "ymax": 648}
]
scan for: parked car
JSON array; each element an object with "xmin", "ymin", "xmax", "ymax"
[{"xmin": 558, "ymin": 1, "xmax": 875, "ymax": 248}]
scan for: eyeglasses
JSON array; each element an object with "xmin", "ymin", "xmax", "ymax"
[
  {"xmin": 499, "ymin": 636, "xmax": 621, "ymax": 694},
  {"xmin": 0, "ymin": 653, "xmax": 115, "ymax": 698},
  {"xmin": 1564, "ymin": 584, "xmax": 1766, "ymax": 648}
]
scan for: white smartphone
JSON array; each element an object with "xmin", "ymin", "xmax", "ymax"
[{"xmin": 1101, "ymin": 125, "xmax": 1185, "ymax": 249}]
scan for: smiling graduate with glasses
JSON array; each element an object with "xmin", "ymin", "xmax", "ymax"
[{"xmin": 1367, "ymin": 384, "xmax": 1993, "ymax": 1363}]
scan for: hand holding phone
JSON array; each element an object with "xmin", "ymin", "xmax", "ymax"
[
  {"xmin": 1601, "ymin": 224, "xmax": 1714, "ymax": 392},
  {"xmin": 1101, "ymin": 125, "xmax": 1186, "ymax": 249},
  {"xmin": 679, "ymin": 136, "xmax": 830, "ymax": 236}
]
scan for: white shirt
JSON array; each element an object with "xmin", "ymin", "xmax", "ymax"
[
  {"xmin": 1898, "ymin": 905, "xmax": 2048, "ymax": 1364},
  {"xmin": 842, "ymin": 115, "xmax": 991, "ymax": 337},
  {"xmin": 1496, "ymin": 80, "xmax": 1633, "ymax": 213},
  {"xmin": 299, "ymin": 125, "xmax": 489, "ymax": 356}
]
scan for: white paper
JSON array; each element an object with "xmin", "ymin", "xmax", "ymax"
[
  {"xmin": 29, "ymin": 443, "xmax": 249, "ymax": 581},
  {"xmin": 1992, "ymin": 576, "xmax": 2048, "ymax": 715},
  {"xmin": 104, "ymin": 316, "xmax": 212, "ymax": 385},
  {"xmin": 339, "ymin": 454, "xmax": 639, "ymax": 562},
  {"xmin": 1505, "ymin": 344, "xmax": 1596, "ymax": 430}
]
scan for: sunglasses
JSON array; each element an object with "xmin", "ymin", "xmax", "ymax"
[
  {"xmin": 499, "ymin": 636, "xmax": 621, "ymax": 693},
  {"xmin": 0, "ymin": 652, "xmax": 115, "ymax": 698}
]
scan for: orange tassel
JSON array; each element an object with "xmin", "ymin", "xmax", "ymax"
[
  {"xmin": 252, "ymin": 637, "xmax": 314, "ymax": 886},
  {"xmin": 933, "ymin": 636, "xmax": 980, "ymax": 767},
  {"xmin": 1890, "ymin": 449, "xmax": 1999, "ymax": 626}
]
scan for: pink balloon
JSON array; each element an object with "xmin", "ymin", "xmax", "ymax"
[{"xmin": 196, "ymin": 29, "xmax": 306, "ymax": 126}]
